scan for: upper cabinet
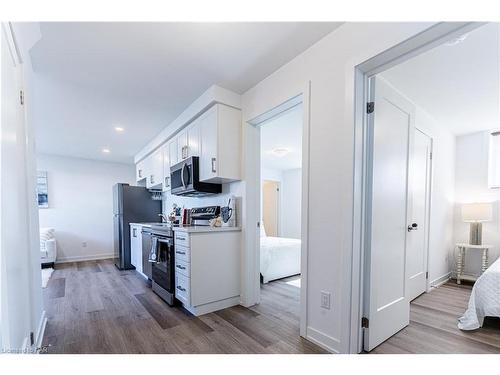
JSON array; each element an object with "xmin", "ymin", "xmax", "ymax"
[
  {"xmin": 136, "ymin": 159, "xmax": 146, "ymax": 182},
  {"xmin": 135, "ymin": 103, "xmax": 241, "ymax": 189},
  {"xmin": 199, "ymin": 104, "xmax": 241, "ymax": 183},
  {"xmin": 162, "ymin": 143, "xmax": 171, "ymax": 192},
  {"xmin": 146, "ymin": 147, "xmax": 163, "ymax": 189},
  {"xmin": 177, "ymin": 120, "xmax": 201, "ymax": 162}
]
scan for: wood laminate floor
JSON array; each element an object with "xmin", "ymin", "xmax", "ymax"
[
  {"xmin": 41, "ymin": 260, "xmax": 326, "ymax": 354},
  {"xmin": 371, "ymin": 281, "xmax": 500, "ymax": 354}
]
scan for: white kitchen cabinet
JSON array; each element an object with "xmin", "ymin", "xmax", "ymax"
[
  {"xmin": 136, "ymin": 159, "xmax": 146, "ymax": 182},
  {"xmin": 173, "ymin": 228, "xmax": 241, "ymax": 316},
  {"xmin": 130, "ymin": 224, "xmax": 145, "ymax": 277},
  {"xmin": 187, "ymin": 120, "xmax": 200, "ymax": 158},
  {"xmin": 146, "ymin": 147, "xmax": 163, "ymax": 189},
  {"xmin": 162, "ymin": 144, "xmax": 171, "ymax": 192},
  {"xmin": 177, "ymin": 130, "xmax": 188, "ymax": 162},
  {"xmin": 199, "ymin": 103, "xmax": 241, "ymax": 183},
  {"xmin": 169, "ymin": 139, "xmax": 178, "ymax": 167}
]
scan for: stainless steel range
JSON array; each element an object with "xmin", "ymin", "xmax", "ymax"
[{"xmin": 142, "ymin": 224, "xmax": 175, "ymax": 305}]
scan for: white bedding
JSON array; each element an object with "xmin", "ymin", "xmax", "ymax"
[
  {"xmin": 458, "ymin": 257, "xmax": 500, "ymax": 330},
  {"xmin": 260, "ymin": 236, "xmax": 301, "ymax": 283}
]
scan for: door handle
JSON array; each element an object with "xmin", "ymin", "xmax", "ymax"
[{"xmin": 407, "ymin": 223, "xmax": 418, "ymax": 232}]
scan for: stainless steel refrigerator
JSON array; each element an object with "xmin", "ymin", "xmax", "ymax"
[{"xmin": 113, "ymin": 183, "xmax": 162, "ymax": 270}]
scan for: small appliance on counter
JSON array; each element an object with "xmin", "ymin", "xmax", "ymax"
[{"xmin": 190, "ymin": 206, "xmax": 221, "ymax": 226}]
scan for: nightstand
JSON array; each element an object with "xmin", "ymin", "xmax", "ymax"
[{"xmin": 455, "ymin": 243, "xmax": 492, "ymax": 284}]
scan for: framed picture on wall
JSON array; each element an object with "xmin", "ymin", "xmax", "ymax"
[{"xmin": 37, "ymin": 171, "xmax": 49, "ymax": 208}]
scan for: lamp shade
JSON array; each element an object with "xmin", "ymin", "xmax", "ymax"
[{"xmin": 462, "ymin": 202, "xmax": 493, "ymax": 222}]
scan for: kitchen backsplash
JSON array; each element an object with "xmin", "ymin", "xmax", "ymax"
[{"xmin": 162, "ymin": 181, "xmax": 243, "ymax": 227}]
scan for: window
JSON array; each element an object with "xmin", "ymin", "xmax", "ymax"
[{"xmin": 488, "ymin": 131, "xmax": 500, "ymax": 188}]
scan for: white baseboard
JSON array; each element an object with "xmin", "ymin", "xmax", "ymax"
[
  {"xmin": 429, "ymin": 272, "xmax": 451, "ymax": 289},
  {"xmin": 306, "ymin": 326, "xmax": 340, "ymax": 353},
  {"xmin": 55, "ymin": 253, "xmax": 114, "ymax": 264},
  {"xmin": 35, "ymin": 310, "xmax": 47, "ymax": 352}
]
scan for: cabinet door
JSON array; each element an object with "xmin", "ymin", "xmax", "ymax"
[
  {"xmin": 136, "ymin": 160, "xmax": 146, "ymax": 182},
  {"xmin": 177, "ymin": 130, "xmax": 188, "ymax": 161},
  {"xmin": 199, "ymin": 106, "xmax": 218, "ymax": 181},
  {"xmin": 187, "ymin": 120, "xmax": 200, "ymax": 157},
  {"xmin": 162, "ymin": 144, "xmax": 171, "ymax": 191},
  {"xmin": 169, "ymin": 139, "xmax": 178, "ymax": 167},
  {"xmin": 146, "ymin": 148, "xmax": 163, "ymax": 188}
]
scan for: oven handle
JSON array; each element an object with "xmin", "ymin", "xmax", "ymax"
[
  {"xmin": 181, "ymin": 163, "xmax": 187, "ymax": 189},
  {"xmin": 155, "ymin": 238, "xmax": 173, "ymax": 244}
]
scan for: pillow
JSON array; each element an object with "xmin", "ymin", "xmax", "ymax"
[{"xmin": 260, "ymin": 222, "xmax": 267, "ymax": 237}]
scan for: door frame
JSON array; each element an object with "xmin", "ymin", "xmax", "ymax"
[
  {"xmin": 245, "ymin": 83, "xmax": 310, "ymax": 337},
  {"xmin": 350, "ymin": 22, "xmax": 484, "ymax": 353}
]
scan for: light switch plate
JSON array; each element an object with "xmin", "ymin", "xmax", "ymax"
[{"xmin": 321, "ymin": 291, "xmax": 331, "ymax": 309}]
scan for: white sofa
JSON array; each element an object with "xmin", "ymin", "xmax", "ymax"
[{"xmin": 40, "ymin": 228, "xmax": 57, "ymax": 266}]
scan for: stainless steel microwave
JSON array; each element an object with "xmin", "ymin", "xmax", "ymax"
[{"xmin": 170, "ymin": 156, "xmax": 221, "ymax": 196}]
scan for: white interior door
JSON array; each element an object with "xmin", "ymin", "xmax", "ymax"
[
  {"xmin": 364, "ymin": 77, "xmax": 415, "ymax": 352},
  {"xmin": 406, "ymin": 129, "xmax": 432, "ymax": 301}
]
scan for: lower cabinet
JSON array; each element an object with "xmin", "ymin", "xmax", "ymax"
[
  {"xmin": 130, "ymin": 224, "xmax": 144, "ymax": 277},
  {"xmin": 173, "ymin": 229, "xmax": 241, "ymax": 316}
]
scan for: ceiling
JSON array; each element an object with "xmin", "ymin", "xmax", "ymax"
[
  {"xmin": 381, "ymin": 23, "xmax": 499, "ymax": 136},
  {"xmin": 30, "ymin": 22, "xmax": 342, "ymax": 163},
  {"xmin": 261, "ymin": 104, "xmax": 302, "ymax": 171}
]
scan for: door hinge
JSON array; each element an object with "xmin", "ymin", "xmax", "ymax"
[
  {"xmin": 361, "ymin": 317, "xmax": 369, "ymax": 328},
  {"xmin": 30, "ymin": 331, "xmax": 35, "ymax": 346},
  {"xmin": 20, "ymin": 90, "xmax": 24, "ymax": 105},
  {"xmin": 366, "ymin": 102, "xmax": 374, "ymax": 114},
  {"xmin": 429, "ymin": 152, "xmax": 433, "ymax": 160}
]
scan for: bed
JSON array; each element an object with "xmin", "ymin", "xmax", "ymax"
[
  {"xmin": 458, "ymin": 256, "xmax": 500, "ymax": 330},
  {"xmin": 259, "ymin": 224, "xmax": 301, "ymax": 284}
]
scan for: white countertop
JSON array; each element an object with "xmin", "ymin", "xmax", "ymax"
[
  {"xmin": 129, "ymin": 222, "xmax": 241, "ymax": 233},
  {"xmin": 173, "ymin": 226, "xmax": 241, "ymax": 233}
]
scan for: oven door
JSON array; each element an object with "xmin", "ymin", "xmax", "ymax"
[
  {"xmin": 170, "ymin": 159, "xmax": 193, "ymax": 195},
  {"xmin": 151, "ymin": 237, "xmax": 175, "ymax": 294}
]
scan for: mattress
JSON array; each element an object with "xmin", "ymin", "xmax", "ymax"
[
  {"xmin": 260, "ymin": 236, "xmax": 301, "ymax": 283},
  {"xmin": 458, "ymin": 256, "xmax": 500, "ymax": 330}
]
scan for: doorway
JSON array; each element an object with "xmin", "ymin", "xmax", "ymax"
[
  {"xmin": 246, "ymin": 89, "xmax": 310, "ymax": 338},
  {"xmin": 352, "ymin": 22, "xmax": 487, "ymax": 353}
]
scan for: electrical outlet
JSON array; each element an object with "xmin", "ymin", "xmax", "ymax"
[
  {"xmin": 320, "ymin": 291, "xmax": 331, "ymax": 309},
  {"xmin": 82, "ymin": 242, "xmax": 87, "ymax": 248}
]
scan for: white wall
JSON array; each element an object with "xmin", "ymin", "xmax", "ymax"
[
  {"xmin": 37, "ymin": 154, "xmax": 135, "ymax": 262},
  {"xmin": 281, "ymin": 168, "xmax": 302, "ymax": 239},
  {"xmin": 241, "ymin": 22, "xmax": 434, "ymax": 353},
  {"xmin": 454, "ymin": 131, "xmax": 500, "ymax": 275}
]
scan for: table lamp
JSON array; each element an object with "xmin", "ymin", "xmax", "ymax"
[{"xmin": 462, "ymin": 202, "xmax": 492, "ymax": 245}]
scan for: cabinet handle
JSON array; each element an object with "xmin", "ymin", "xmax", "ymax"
[
  {"xmin": 150, "ymin": 175, "xmax": 154, "ymax": 184},
  {"xmin": 211, "ymin": 157, "xmax": 216, "ymax": 173},
  {"xmin": 182, "ymin": 145, "xmax": 188, "ymax": 159},
  {"xmin": 138, "ymin": 169, "xmax": 142, "ymax": 178},
  {"xmin": 176, "ymin": 264, "xmax": 186, "ymax": 270},
  {"xmin": 176, "ymin": 250, "xmax": 186, "ymax": 255},
  {"xmin": 133, "ymin": 228, "xmax": 137, "ymax": 237},
  {"xmin": 176, "ymin": 285, "xmax": 186, "ymax": 292},
  {"xmin": 165, "ymin": 176, "xmax": 170, "ymax": 187}
]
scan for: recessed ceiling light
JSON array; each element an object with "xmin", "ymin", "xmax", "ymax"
[
  {"xmin": 102, "ymin": 148, "xmax": 111, "ymax": 153},
  {"xmin": 114, "ymin": 126, "xmax": 124, "ymax": 132},
  {"xmin": 445, "ymin": 33, "xmax": 469, "ymax": 46},
  {"xmin": 271, "ymin": 147, "xmax": 290, "ymax": 157}
]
